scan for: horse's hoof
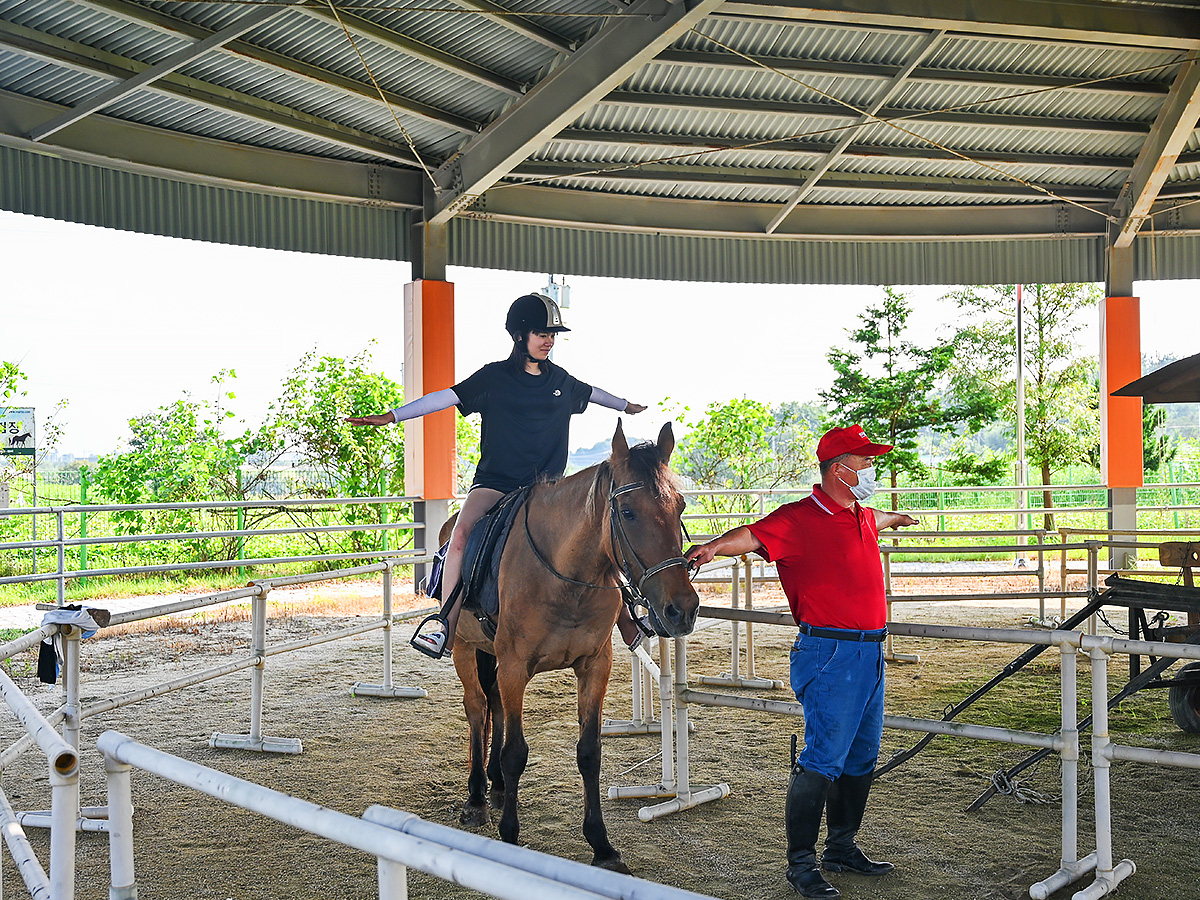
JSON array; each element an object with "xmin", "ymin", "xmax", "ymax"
[
  {"xmin": 594, "ymin": 855, "xmax": 631, "ymax": 875},
  {"xmin": 459, "ymin": 804, "xmax": 489, "ymax": 827}
]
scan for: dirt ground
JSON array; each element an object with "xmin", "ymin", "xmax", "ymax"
[{"xmin": 3, "ymin": 575, "xmax": 1199, "ymax": 900}]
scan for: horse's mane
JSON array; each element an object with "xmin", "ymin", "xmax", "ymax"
[{"xmin": 584, "ymin": 440, "xmax": 680, "ymax": 519}]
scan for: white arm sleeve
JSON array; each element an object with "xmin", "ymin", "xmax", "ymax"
[
  {"xmin": 589, "ymin": 386, "xmax": 628, "ymax": 412},
  {"xmin": 390, "ymin": 388, "xmax": 460, "ymax": 423}
]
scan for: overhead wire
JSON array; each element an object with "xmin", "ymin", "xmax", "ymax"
[{"xmin": 322, "ymin": 0, "xmax": 438, "ymax": 186}]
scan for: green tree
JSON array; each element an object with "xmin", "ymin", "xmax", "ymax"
[
  {"xmin": 88, "ymin": 370, "xmax": 277, "ymax": 562},
  {"xmin": 1, "ymin": 360, "xmax": 67, "ymax": 502},
  {"xmin": 675, "ymin": 397, "xmax": 816, "ymax": 515},
  {"xmin": 947, "ymin": 282, "xmax": 1101, "ymax": 529},
  {"xmin": 821, "ymin": 287, "xmax": 996, "ymax": 507}
]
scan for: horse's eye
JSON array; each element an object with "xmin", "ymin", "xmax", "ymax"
[{"xmin": 621, "ymin": 507, "xmax": 636, "ymax": 521}]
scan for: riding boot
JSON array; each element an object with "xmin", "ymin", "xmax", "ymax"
[
  {"xmin": 821, "ymin": 772, "xmax": 894, "ymax": 876},
  {"xmin": 785, "ymin": 766, "xmax": 839, "ymax": 899}
]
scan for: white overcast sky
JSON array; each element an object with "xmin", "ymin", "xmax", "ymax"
[{"xmin": 1, "ymin": 208, "xmax": 1196, "ymax": 458}]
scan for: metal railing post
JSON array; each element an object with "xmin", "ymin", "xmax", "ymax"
[
  {"xmin": 79, "ymin": 472, "xmax": 89, "ymax": 589},
  {"xmin": 56, "ymin": 510, "xmax": 66, "ymax": 607}
]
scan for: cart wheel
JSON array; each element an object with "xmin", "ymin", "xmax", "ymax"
[{"xmin": 1169, "ymin": 661, "xmax": 1200, "ymax": 734}]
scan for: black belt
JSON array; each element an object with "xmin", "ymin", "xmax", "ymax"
[{"xmin": 797, "ymin": 622, "xmax": 887, "ymax": 642}]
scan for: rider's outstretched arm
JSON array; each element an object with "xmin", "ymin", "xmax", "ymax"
[
  {"xmin": 346, "ymin": 388, "xmax": 460, "ymax": 426},
  {"xmin": 590, "ymin": 386, "xmax": 646, "ymax": 415}
]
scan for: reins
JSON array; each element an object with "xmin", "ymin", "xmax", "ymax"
[{"xmin": 522, "ymin": 475, "xmax": 692, "ymax": 625}]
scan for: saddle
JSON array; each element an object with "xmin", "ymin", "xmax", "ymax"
[{"xmin": 422, "ymin": 486, "xmax": 532, "ymax": 640}]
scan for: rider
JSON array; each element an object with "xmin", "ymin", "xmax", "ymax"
[{"xmin": 347, "ymin": 292, "xmax": 648, "ymax": 658}]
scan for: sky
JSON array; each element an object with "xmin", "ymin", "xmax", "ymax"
[{"xmin": 2, "ymin": 207, "xmax": 1197, "ymax": 459}]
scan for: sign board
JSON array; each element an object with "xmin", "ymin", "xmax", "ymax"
[{"xmin": 0, "ymin": 408, "xmax": 35, "ymax": 456}]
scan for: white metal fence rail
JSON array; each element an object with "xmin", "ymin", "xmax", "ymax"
[
  {"xmin": 96, "ymin": 730, "xmax": 722, "ymax": 900},
  {"xmin": 610, "ymin": 595, "xmax": 1200, "ymax": 900}
]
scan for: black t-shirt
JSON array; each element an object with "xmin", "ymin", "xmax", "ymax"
[{"xmin": 454, "ymin": 360, "xmax": 592, "ymax": 492}]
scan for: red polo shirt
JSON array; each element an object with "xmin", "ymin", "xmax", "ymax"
[{"xmin": 746, "ymin": 484, "xmax": 887, "ymax": 630}]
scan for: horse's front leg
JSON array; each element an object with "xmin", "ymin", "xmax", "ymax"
[
  {"xmin": 576, "ymin": 648, "xmax": 630, "ymax": 873},
  {"xmin": 454, "ymin": 644, "xmax": 492, "ymax": 827},
  {"xmin": 496, "ymin": 664, "xmax": 532, "ymax": 846}
]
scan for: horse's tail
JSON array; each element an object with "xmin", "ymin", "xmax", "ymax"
[{"xmin": 475, "ymin": 648, "xmax": 497, "ymax": 694}]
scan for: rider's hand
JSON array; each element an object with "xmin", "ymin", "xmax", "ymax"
[
  {"xmin": 685, "ymin": 543, "xmax": 715, "ymax": 568},
  {"xmin": 345, "ymin": 413, "xmax": 393, "ymax": 427},
  {"xmin": 624, "ymin": 402, "xmax": 648, "ymax": 414}
]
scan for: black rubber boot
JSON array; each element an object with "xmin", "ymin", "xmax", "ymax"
[
  {"xmin": 821, "ymin": 772, "xmax": 894, "ymax": 876},
  {"xmin": 785, "ymin": 766, "xmax": 839, "ymax": 899}
]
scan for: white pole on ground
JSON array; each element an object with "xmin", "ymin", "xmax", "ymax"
[
  {"xmin": 49, "ymin": 763, "xmax": 78, "ymax": 900},
  {"xmin": 210, "ymin": 584, "xmax": 302, "ymax": 753},
  {"xmin": 0, "ymin": 788, "xmax": 51, "ymax": 899},
  {"xmin": 637, "ymin": 638, "xmax": 729, "ymax": 821},
  {"xmin": 353, "ymin": 563, "xmax": 428, "ymax": 699},
  {"xmin": 104, "ymin": 754, "xmax": 137, "ymax": 900},
  {"xmin": 696, "ymin": 558, "xmax": 784, "ymax": 690},
  {"xmin": 1071, "ymin": 644, "xmax": 1135, "ymax": 900},
  {"xmin": 607, "ymin": 638, "xmax": 677, "ymax": 797},
  {"xmin": 377, "ymin": 857, "xmax": 408, "ymax": 900},
  {"xmin": 1029, "ymin": 636, "xmax": 1097, "ymax": 900}
]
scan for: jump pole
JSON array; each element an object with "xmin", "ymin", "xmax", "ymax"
[
  {"xmin": 1030, "ymin": 635, "xmax": 1096, "ymax": 899},
  {"xmin": 637, "ymin": 638, "xmax": 729, "ymax": 821},
  {"xmin": 352, "ymin": 563, "xmax": 428, "ymax": 699},
  {"xmin": 607, "ymin": 638, "xmax": 677, "ymax": 800},
  {"xmin": 210, "ymin": 583, "xmax": 303, "ymax": 754},
  {"xmin": 695, "ymin": 557, "xmax": 784, "ymax": 690},
  {"xmin": 602, "ymin": 638, "xmax": 662, "ymax": 736}
]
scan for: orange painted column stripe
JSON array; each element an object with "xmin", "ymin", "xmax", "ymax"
[
  {"xmin": 403, "ymin": 280, "xmax": 456, "ymax": 500},
  {"xmin": 1100, "ymin": 296, "xmax": 1142, "ymax": 489}
]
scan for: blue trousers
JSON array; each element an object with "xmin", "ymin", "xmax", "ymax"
[{"xmin": 790, "ymin": 630, "xmax": 886, "ymax": 779}]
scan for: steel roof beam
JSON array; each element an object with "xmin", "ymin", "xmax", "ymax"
[
  {"xmin": 767, "ymin": 28, "xmax": 945, "ymax": 233},
  {"xmin": 464, "ymin": 184, "xmax": 1125, "ymax": 239},
  {"xmin": 0, "ymin": 21, "xmax": 425, "ymax": 167},
  {"xmin": 299, "ymin": 6, "xmax": 524, "ymax": 97},
  {"xmin": 1113, "ymin": 58, "xmax": 1200, "ymax": 249},
  {"xmin": 0, "ymin": 90, "xmax": 424, "ymax": 208},
  {"xmin": 653, "ymin": 49, "xmax": 1171, "ymax": 98},
  {"xmin": 61, "ymin": 0, "xmax": 479, "ymax": 134},
  {"xmin": 511, "ymin": 160, "xmax": 1115, "ymax": 202},
  {"xmin": 600, "ymin": 91, "xmax": 1150, "ymax": 135},
  {"xmin": 551, "ymin": 127, "xmax": 1144, "ymax": 171},
  {"xmin": 444, "ymin": 0, "xmax": 574, "ymax": 54},
  {"xmin": 26, "ymin": 1, "xmax": 289, "ymax": 143},
  {"xmin": 721, "ymin": 0, "xmax": 1200, "ymax": 50},
  {"xmin": 429, "ymin": 0, "xmax": 729, "ymax": 225}
]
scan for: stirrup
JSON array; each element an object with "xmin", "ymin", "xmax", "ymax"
[{"xmin": 410, "ymin": 614, "xmax": 449, "ymax": 659}]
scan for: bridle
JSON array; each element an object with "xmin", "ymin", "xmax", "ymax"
[{"xmin": 523, "ymin": 476, "xmax": 693, "ymax": 629}]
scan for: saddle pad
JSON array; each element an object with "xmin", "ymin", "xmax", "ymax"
[{"xmin": 459, "ymin": 485, "xmax": 532, "ymax": 619}]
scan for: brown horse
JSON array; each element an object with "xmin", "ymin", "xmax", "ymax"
[{"xmin": 444, "ymin": 420, "xmax": 699, "ymax": 872}]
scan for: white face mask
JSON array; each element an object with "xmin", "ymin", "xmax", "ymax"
[{"xmin": 839, "ymin": 464, "xmax": 878, "ymax": 502}]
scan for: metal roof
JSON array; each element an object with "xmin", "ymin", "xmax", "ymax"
[{"xmin": 2, "ymin": 0, "xmax": 1200, "ymax": 284}]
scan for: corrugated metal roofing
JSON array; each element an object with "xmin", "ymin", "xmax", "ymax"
[{"xmin": 2, "ymin": 0, "xmax": 1199, "ymax": 284}]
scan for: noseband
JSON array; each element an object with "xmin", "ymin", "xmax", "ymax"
[{"xmin": 522, "ymin": 477, "xmax": 692, "ymax": 623}]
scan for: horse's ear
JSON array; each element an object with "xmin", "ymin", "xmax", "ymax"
[
  {"xmin": 611, "ymin": 418, "xmax": 629, "ymax": 462},
  {"xmin": 657, "ymin": 421, "xmax": 675, "ymax": 464}
]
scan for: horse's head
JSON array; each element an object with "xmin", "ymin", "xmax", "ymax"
[{"xmin": 605, "ymin": 420, "xmax": 699, "ymax": 638}]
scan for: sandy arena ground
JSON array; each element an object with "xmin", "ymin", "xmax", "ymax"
[{"xmin": 2, "ymin": 574, "xmax": 1199, "ymax": 900}]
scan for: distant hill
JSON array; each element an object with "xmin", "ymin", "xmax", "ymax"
[{"xmin": 567, "ymin": 436, "xmax": 654, "ymax": 471}]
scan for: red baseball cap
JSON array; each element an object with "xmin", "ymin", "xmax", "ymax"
[{"xmin": 817, "ymin": 424, "xmax": 893, "ymax": 462}]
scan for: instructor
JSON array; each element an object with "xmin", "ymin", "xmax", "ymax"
[{"xmin": 685, "ymin": 424, "xmax": 918, "ymax": 899}]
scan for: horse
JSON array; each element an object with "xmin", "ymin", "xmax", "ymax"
[
  {"xmin": 444, "ymin": 420, "xmax": 699, "ymax": 872},
  {"xmin": 10, "ymin": 432, "xmax": 30, "ymax": 446}
]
